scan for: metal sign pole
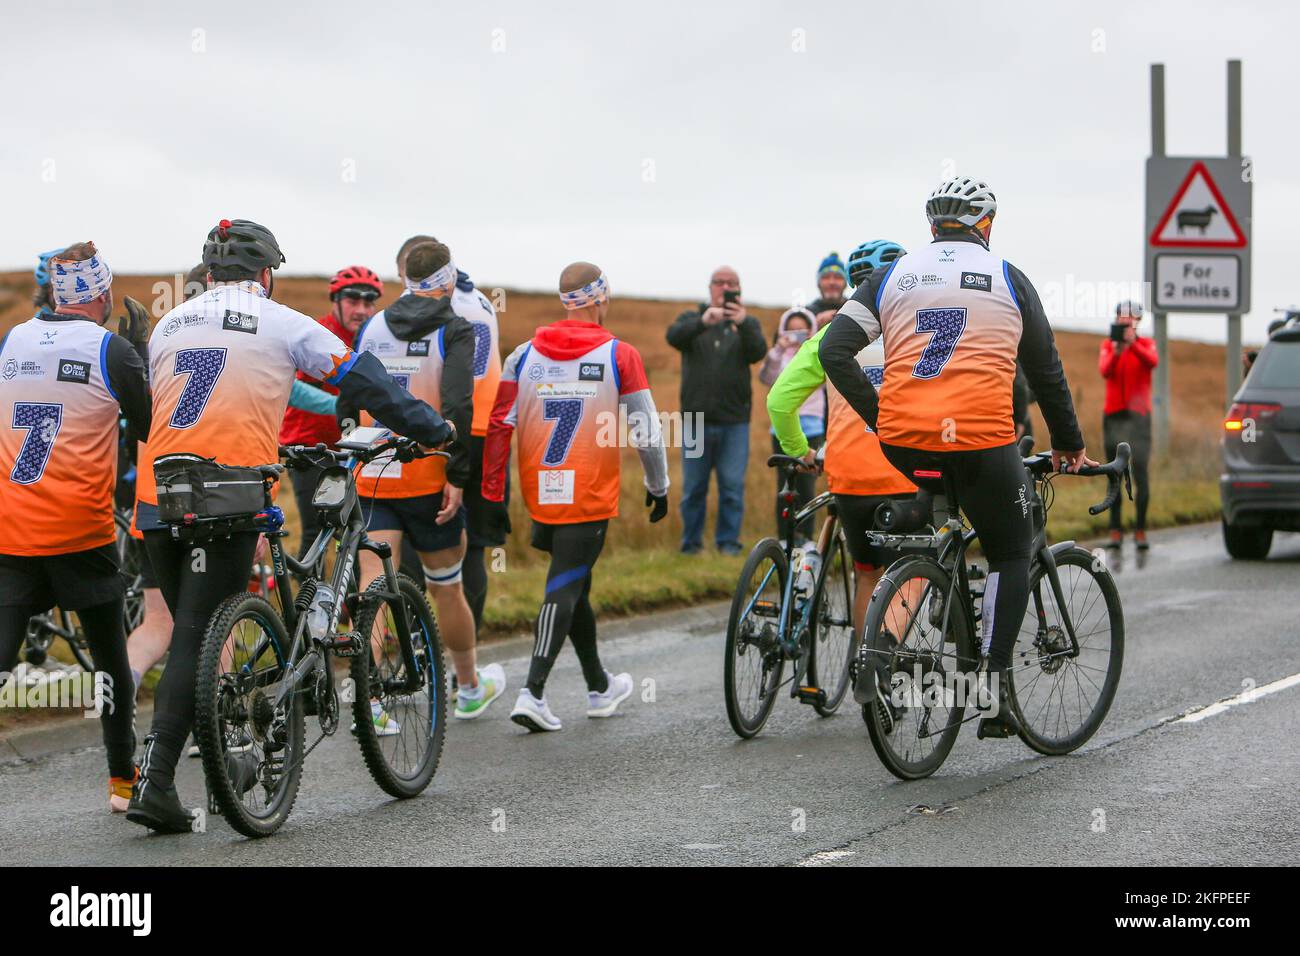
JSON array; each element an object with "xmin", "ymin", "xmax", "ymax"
[
  {"xmin": 1150, "ymin": 63, "xmax": 1171, "ymax": 450},
  {"xmin": 1225, "ymin": 59, "xmax": 1243, "ymax": 404}
]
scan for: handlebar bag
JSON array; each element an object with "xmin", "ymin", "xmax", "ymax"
[{"xmin": 154, "ymin": 454, "xmax": 268, "ymax": 523}]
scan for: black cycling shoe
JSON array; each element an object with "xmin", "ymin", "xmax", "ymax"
[
  {"xmin": 976, "ymin": 670, "xmax": 1022, "ymax": 740},
  {"xmin": 126, "ymin": 778, "xmax": 196, "ymax": 834}
]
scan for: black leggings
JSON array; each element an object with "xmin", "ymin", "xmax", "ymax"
[
  {"xmin": 142, "ymin": 530, "xmax": 259, "ymax": 788},
  {"xmin": 880, "ymin": 442, "xmax": 1033, "ymax": 672},
  {"xmin": 463, "ymin": 544, "xmax": 487, "ymax": 636},
  {"xmin": 771, "ymin": 433, "xmax": 825, "ymax": 541},
  {"xmin": 0, "ymin": 599, "xmax": 136, "ymax": 778},
  {"xmin": 526, "ymin": 520, "xmax": 609, "ymax": 697},
  {"xmin": 1104, "ymin": 412, "xmax": 1151, "ymax": 531}
]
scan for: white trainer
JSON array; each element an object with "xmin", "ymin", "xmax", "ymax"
[
  {"xmin": 587, "ymin": 671, "xmax": 633, "ymax": 718},
  {"xmin": 510, "ymin": 688, "xmax": 562, "ymax": 732}
]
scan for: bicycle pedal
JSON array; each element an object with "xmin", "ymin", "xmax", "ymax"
[
  {"xmin": 320, "ymin": 634, "xmax": 362, "ymax": 658},
  {"xmin": 795, "ymin": 685, "xmax": 827, "ymax": 707}
]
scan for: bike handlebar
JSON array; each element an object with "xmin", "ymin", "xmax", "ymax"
[
  {"xmin": 278, "ymin": 436, "xmax": 450, "ymax": 470},
  {"xmin": 1022, "ymin": 442, "xmax": 1133, "ymax": 516}
]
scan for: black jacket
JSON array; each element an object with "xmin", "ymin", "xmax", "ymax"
[
  {"xmin": 818, "ymin": 234, "xmax": 1084, "ymax": 452},
  {"xmin": 666, "ymin": 305, "xmax": 767, "ymax": 425},
  {"xmin": 337, "ymin": 294, "xmax": 475, "ymax": 488}
]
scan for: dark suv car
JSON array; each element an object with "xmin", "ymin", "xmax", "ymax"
[{"xmin": 1221, "ymin": 314, "xmax": 1300, "ymax": 559}]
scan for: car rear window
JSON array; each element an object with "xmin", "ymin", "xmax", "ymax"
[{"xmin": 1249, "ymin": 340, "xmax": 1300, "ymax": 388}]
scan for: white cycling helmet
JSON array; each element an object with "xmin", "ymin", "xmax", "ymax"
[{"xmin": 925, "ymin": 177, "xmax": 997, "ymax": 228}]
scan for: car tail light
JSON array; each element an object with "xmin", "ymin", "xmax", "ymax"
[{"xmin": 1225, "ymin": 402, "xmax": 1281, "ymax": 431}]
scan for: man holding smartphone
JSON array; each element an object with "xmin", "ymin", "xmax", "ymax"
[
  {"xmin": 667, "ymin": 266, "xmax": 766, "ymax": 554},
  {"xmin": 1099, "ymin": 300, "xmax": 1158, "ymax": 549}
]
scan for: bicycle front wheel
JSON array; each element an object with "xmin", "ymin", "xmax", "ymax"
[
  {"xmin": 350, "ymin": 574, "xmax": 446, "ymax": 799},
  {"xmin": 194, "ymin": 593, "xmax": 304, "ymax": 839},
  {"xmin": 861, "ymin": 558, "xmax": 975, "ymax": 780},
  {"xmin": 808, "ymin": 525, "xmax": 855, "ymax": 715},
  {"xmin": 1008, "ymin": 547, "xmax": 1124, "ymax": 755},
  {"xmin": 724, "ymin": 538, "xmax": 788, "ymax": 739}
]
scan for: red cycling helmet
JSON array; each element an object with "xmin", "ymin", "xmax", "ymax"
[{"xmin": 329, "ymin": 265, "xmax": 384, "ymax": 300}]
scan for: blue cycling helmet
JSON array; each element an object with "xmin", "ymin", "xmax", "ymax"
[
  {"xmin": 34, "ymin": 247, "xmax": 63, "ymax": 287},
  {"xmin": 847, "ymin": 240, "xmax": 906, "ymax": 287}
]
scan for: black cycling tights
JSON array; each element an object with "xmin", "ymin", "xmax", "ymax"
[
  {"xmin": 0, "ymin": 599, "xmax": 135, "ymax": 778},
  {"xmin": 142, "ymin": 530, "xmax": 259, "ymax": 789},
  {"xmin": 462, "ymin": 544, "xmax": 487, "ymax": 636},
  {"xmin": 880, "ymin": 442, "xmax": 1033, "ymax": 673},
  {"xmin": 527, "ymin": 520, "xmax": 610, "ymax": 698}
]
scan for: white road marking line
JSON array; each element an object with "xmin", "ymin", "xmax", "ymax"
[
  {"xmin": 681, "ymin": 843, "xmax": 723, "ymax": 850},
  {"xmin": 797, "ymin": 849, "xmax": 856, "ymax": 866},
  {"xmin": 1172, "ymin": 672, "xmax": 1300, "ymax": 724}
]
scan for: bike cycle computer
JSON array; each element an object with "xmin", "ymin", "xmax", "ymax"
[{"xmin": 337, "ymin": 425, "xmax": 391, "ymax": 451}]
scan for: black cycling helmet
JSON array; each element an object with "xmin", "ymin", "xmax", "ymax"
[{"xmin": 201, "ymin": 218, "xmax": 286, "ymax": 272}]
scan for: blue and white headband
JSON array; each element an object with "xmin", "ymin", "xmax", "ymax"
[
  {"xmin": 559, "ymin": 273, "xmax": 610, "ymax": 310},
  {"xmin": 405, "ymin": 260, "xmax": 457, "ymax": 298},
  {"xmin": 50, "ymin": 249, "xmax": 113, "ymax": 306}
]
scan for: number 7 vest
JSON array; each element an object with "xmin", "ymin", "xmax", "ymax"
[
  {"xmin": 0, "ymin": 317, "xmax": 120, "ymax": 556},
  {"xmin": 875, "ymin": 243, "xmax": 1023, "ymax": 451},
  {"xmin": 515, "ymin": 339, "xmax": 622, "ymax": 524},
  {"xmin": 353, "ymin": 312, "xmax": 448, "ymax": 498}
]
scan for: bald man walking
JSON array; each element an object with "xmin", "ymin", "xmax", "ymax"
[
  {"xmin": 482, "ymin": 263, "xmax": 669, "ymax": 731},
  {"xmin": 666, "ymin": 266, "xmax": 766, "ymax": 555}
]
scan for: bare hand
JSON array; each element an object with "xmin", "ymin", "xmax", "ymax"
[
  {"xmin": 723, "ymin": 302, "xmax": 747, "ymax": 324},
  {"xmin": 1052, "ymin": 448, "xmax": 1097, "ymax": 474},
  {"xmin": 702, "ymin": 307, "xmax": 726, "ymax": 326},
  {"xmin": 799, "ymin": 449, "xmax": 821, "ymax": 473},
  {"xmin": 436, "ymin": 483, "xmax": 463, "ymax": 525}
]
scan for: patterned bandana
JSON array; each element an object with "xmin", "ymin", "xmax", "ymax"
[
  {"xmin": 50, "ymin": 248, "xmax": 113, "ymax": 306},
  {"xmin": 558, "ymin": 273, "xmax": 610, "ymax": 310},
  {"xmin": 405, "ymin": 261, "xmax": 457, "ymax": 298}
]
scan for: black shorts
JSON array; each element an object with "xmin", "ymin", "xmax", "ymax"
[
  {"xmin": 362, "ymin": 491, "xmax": 467, "ymax": 554},
  {"xmin": 834, "ymin": 492, "xmax": 915, "ymax": 570},
  {"xmin": 530, "ymin": 518, "xmax": 609, "ymax": 554},
  {"xmin": 0, "ymin": 544, "xmax": 122, "ymax": 611}
]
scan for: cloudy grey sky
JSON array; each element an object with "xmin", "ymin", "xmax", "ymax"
[{"xmin": 3, "ymin": 0, "xmax": 1296, "ymax": 342}]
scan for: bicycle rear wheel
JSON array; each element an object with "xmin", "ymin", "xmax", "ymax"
[
  {"xmin": 350, "ymin": 574, "xmax": 446, "ymax": 799},
  {"xmin": 115, "ymin": 511, "xmax": 145, "ymax": 636},
  {"xmin": 194, "ymin": 593, "xmax": 304, "ymax": 838},
  {"xmin": 808, "ymin": 525, "xmax": 854, "ymax": 716},
  {"xmin": 861, "ymin": 558, "xmax": 976, "ymax": 780},
  {"xmin": 1008, "ymin": 547, "xmax": 1124, "ymax": 755},
  {"xmin": 724, "ymin": 538, "xmax": 788, "ymax": 739}
]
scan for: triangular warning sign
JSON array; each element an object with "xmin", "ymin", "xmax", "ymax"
[{"xmin": 1150, "ymin": 161, "xmax": 1247, "ymax": 248}]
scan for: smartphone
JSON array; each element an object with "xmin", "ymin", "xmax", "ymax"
[
  {"xmin": 723, "ymin": 289, "xmax": 741, "ymax": 306},
  {"xmin": 788, "ymin": 329, "xmax": 810, "ymax": 344},
  {"xmin": 1109, "ymin": 323, "xmax": 1126, "ymax": 343}
]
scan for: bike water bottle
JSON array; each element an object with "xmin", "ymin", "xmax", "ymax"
[
  {"xmin": 307, "ymin": 584, "xmax": 335, "ymax": 641},
  {"xmin": 795, "ymin": 546, "xmax": 821, "ymax": 596}
]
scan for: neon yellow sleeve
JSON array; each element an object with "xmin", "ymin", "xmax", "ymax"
[{"xmin": 765, "ymin": 324, "xmax": 829, "ymax": 459}]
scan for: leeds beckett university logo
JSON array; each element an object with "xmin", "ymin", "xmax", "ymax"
[
  {"xmin": 898, "ymin": 273, "xmax": 919, "ymax": 291},
  {"xmin": 406, "ymin": 339, "xmax": 431, "ymax": 357},
  {"xmin": 2, "ymin": 359, "xmax": 16, "ymax": 381},
  {"xmin": 221, "ymin": 309, "xmax": 259, "ymax": 334},
  {"xmin": 960, "ymin": 272, "xmax": 992, "ymax": 292},
  {"xmin": 579, "ymin": 363, "xmax": 605, "ymax": 382},
  {"xmin": 56, "ymin": 359, "xmax": 91, "ymax": 384}
]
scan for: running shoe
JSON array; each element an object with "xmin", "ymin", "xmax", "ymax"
[
  {"xmin": 1134, "ymin": 529, "xmax": 1150, "ymax": 551},
  {"xmin": 587, "ymin": 671, "xmax": 633, "ymax": 718},
  {"xmin": 454, "ymin": 662, "xmax": 505, "ymax": 720},
  {"xmin": 510, "ymin": 688, "xmax": 561, "ymax": 732},
  {"xmin": 351, "ymin": 700, "xmax": 401, "ymax": 736}
]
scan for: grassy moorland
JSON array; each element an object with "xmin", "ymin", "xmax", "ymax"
[{"xmin": 0, "ymin": 271, "xmax": 1226, "ymax": 638}]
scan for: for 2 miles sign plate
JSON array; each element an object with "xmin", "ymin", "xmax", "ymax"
[{"xmin": 1145, "ymin": 157, "xmax": 1252, "ymax": 313}]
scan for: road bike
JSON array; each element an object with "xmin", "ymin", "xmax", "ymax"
[
  {"xmin": 857, "ymin": 439, "xmax": 1131, "ymax": 780},
  {"xmin": 723, "ymin": 454, "xmax": 856, "ymax": 738},
  {"xmin": 189, "ymin": 430, "xmax": 448, "ymax": 837}
]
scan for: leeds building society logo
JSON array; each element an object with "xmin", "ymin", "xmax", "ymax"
[
  {"xmin": 579, "ymin": 362, "xmax": 605, "ymax": 382},
  {"xmin": 221, "ymin": 309, "xmax": 259, "ymax": 334},
  {"xmin": 57, "ymin": 359, "xmax": 91, "ymax": 384},
  {"xmin": 961, "ymin": 272, "xmax": 992, "ymax": 292}
]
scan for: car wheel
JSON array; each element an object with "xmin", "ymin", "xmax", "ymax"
[{"xmin": 1222, "ymin": 520, "xmax": 1273, "ymax": 560}]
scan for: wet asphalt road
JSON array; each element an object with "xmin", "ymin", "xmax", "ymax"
[{"xmin": 1, "ymin": 523, "xmax": 1297, "ymax": 866}]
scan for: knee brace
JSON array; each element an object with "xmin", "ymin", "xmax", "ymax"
[{"xmin": 423, "ymin": 560, "xmax": 463, "ymax": 587}]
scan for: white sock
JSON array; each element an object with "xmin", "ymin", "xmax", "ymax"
[{"xmin": 459, "ymin": 676, "xmax": 484, "ymax": 701}]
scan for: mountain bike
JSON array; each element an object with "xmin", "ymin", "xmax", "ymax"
[
  {"xmin": 723, "ymin": 454, "xmax": 856, "ymax": 738},
  {"xmin": 190, "ymin": 429, "xmax": 448, "ymax": 838},
  {"xmin": 857, "ymin": 440, "xmax": 1131, "ymax": 780},
  {"xmin": 21, "ymin": 507, "xmax": 144, "ymax": 672}
]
